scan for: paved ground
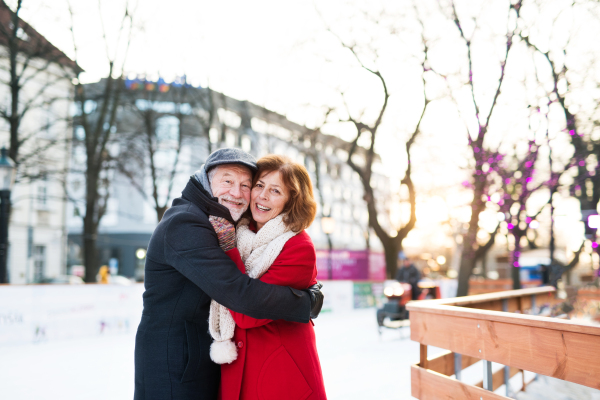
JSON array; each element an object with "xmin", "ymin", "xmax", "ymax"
[{"xmin": 0, "ymin": 308, "xmax": 430, "ymax": 400}]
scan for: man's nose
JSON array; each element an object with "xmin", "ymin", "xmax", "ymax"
[{"xmin": 230, "ymin": 184, "xmax": 242, "ymax": 198}]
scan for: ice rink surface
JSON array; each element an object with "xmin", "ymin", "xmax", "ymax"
[{"xmin": 0, "ymin": 308, "xmax": 430, "ymax": 400}]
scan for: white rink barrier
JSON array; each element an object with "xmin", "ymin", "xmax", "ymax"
[
  {"xmin": 0, "ymin": 279, "xmax": 457, "ymax": 346},
  {"xmin": 0, "ymin": 284, "xmax": 145, "ymax": 347}
]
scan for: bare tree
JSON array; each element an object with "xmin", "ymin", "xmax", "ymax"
[
  {"xmin": 320, "ymin": 8, "xmax": 436, "ymax": 278},
  {"xmin": 438, "ymin": 0, "xmax": 523, "ymax": 296},
  {"xmin": 116, "ymin": 79, "xmax": 218, "ymax": 222},
  {"xmin": 0, "ymin": 0, "xmax": 79, "ymax": 177},
  {"xmin": 518, "ymin": 0, "xmax": 600, "ymax": 282},
  {"xmin": 68, "ymin": 1, "xmax": 134, "ymax": 282}
]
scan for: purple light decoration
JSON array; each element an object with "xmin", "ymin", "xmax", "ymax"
[
  {"xmin": 593, "ymin": 242, "xmax": 599, "ymax": 249},
  {"xmin": 569, "ymin": 130, "xmax": 575, "ymax": 135},
  {"xmin": 462, "ymin": 180, "xmax": 471, "ymax": 187},
  {"xmin": 515, "ymin": 251, "xmax": 521, "ymax": 257},
  {"xmin": 525, "ymin": 161, "xmax": 532, "ymax": 168},
  {"xmin": 513, "ymin": 261, "xmax": 520, "ymax": 267},
  {"xmin": 505, "ymin": 178, "xmax": 511, "ymax": 184},
  {"xmin": 507, "ymin": 223, "xmax": 514, "ymax": 229},
  {"xmin": 474, "ymin": 147, "xmax": 480, "ymax": 153},
  {"xmin": 525, "ymin": 217, "xmax": 531, "ymax": 223},
  {"xmin": 579, "ymin": 160, "xmax": 586, "ymax": 167},
  {"xmin": 526, "ymin": 177, "xmax": 532, "ymax": 183}
]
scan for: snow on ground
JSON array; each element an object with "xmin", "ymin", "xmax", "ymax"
[{"xmin": 0, "ymin": 308, "xmax": 431, "ymax": 400}]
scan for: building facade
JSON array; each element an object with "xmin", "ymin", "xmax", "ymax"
[
  {"xmin": 66, "ymin": 78, "xmax": 392, "ymax": 279},
  {"xmin": 0, "ymin": 3, "xmax": 78, "ymax": 283}
]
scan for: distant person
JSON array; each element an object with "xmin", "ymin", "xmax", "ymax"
[
  {"xmin": 213, "ymin": 155, "xmax": 327, "ymax": 400},
  {"xmin": 134, "ymin": 148, "xmax": 323, "ymax": 400},
  {"xmin": 395, "ymin": 252, "xmax": 421, "ymax": 300},
  {"xmin": 98, "ymin": 265, "xmax": 110, "ymax": 284}
]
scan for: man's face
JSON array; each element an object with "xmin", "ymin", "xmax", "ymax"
[{"xmin": 210, "ymin": 165, "xmax": 253, "ymax": 221}]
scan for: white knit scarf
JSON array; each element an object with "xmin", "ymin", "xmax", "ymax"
[{"xmin": 208, "ymin": 214, "xmax": 298, "ymax": 364}]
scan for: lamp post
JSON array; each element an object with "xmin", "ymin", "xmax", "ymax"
[
  {"xmin": 321, "ymin": 216, "xmax": 335, "ymax": 280},
  {"xmin": 0, "ymin": 147, "xmax": 16, "ymax": 284}
]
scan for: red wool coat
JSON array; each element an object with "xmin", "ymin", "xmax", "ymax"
[{"xmin": 221, "ymin": 230, "xmax": 327, "ymax": 400}]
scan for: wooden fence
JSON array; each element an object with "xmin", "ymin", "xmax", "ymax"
[{"xmin": 407, "ymin": 287, "xmax": 600, "ymax": 399}]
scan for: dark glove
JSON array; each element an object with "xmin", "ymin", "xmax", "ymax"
[
  {"xmin": 208, "ymin": 216, "xmax": 236, "ymax": 252},
  {"xmin": 304, "ymin": 281, "xmax": 324, "ymax": 319}
]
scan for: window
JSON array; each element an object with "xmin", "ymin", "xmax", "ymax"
[
  {"xmin": 33, "ymin": 246, "xmax": 46, "ymax": 282},
  {"xmin": 37, "ymin": 175, "xmax": 48, "ymax": 209}
]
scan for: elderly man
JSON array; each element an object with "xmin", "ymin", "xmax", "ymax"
[{"xmin": 134, "ymin": 148, "xmax": 323, "ymax": 400}]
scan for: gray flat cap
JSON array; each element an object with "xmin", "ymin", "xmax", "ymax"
[{"xmin": 205, "ymin": 148, "xmax": 257, "ymax": 173}]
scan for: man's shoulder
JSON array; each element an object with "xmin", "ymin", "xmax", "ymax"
[
  {"xmin": 164, "ymin": 197, "xmax": 209, "ymax": 222},
  {"xmin": 156, "ymin": 198, "xmax": 213, "ymax": 241}
]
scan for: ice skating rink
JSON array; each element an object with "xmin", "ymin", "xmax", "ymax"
[{"xmin": 0, "ymin": 308, "xmax": 428, "ymax": 400}]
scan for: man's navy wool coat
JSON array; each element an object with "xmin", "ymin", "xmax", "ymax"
[{"xmin": 134, "ymin": 178, "xmax": 312, "ymax": 400}]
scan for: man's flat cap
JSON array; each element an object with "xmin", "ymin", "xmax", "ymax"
[{"xmin": 205, "ymin": 148, "xmax": 257, "ymax": 173}]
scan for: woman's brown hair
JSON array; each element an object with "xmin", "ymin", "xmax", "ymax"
[{"xmin": 253, "ymin": 155, "xmax": 317, "ymax": 232}]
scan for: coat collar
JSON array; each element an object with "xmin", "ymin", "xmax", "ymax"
[{"xmin": 181, "ymin": 177, "xmax": 235, "ymax": 224}]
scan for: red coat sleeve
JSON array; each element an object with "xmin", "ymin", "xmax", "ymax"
[{"xmin": 228, "ymin": 232, "xmax": 318, "ymax": 329}]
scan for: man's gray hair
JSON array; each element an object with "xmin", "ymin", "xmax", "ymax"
[{"xmin": 207, "ymin": 165, "xmax": 220, "ymax": 187}]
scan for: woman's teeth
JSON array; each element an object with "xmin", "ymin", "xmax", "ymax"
[{"xmin": 256, "ymin": 204, "xmax": 271, "ymax": 211}]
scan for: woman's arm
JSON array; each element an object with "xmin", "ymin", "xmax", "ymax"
[{"xmin": 227, "ymin": 235, "xmax": 317, "ymax": 329}]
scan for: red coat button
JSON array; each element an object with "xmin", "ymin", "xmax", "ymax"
[{"xmin": 237, "ymin": 341, "xmax": 244, "ymax": 348}]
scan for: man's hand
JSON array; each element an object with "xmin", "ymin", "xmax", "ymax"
[
  {"xmin": 209, "ymin": 216, "xmax": 236, "ymax": 252},
  {"xmin": 303, "ymin": 281, "xmax": 324, "ymax": 319}
]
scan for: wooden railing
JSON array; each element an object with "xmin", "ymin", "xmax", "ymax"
[
  {"xmin": 407, "ymin": 287, "xmax": 600, "ymax": 399},
  {"xmin": 468, "ymin": 279, "xmax": 541, "ymax": 295}
]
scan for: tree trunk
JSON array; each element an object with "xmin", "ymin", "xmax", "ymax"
[
  {"xmin": 457, "ymin": 254, "xmax": 476, "ymax": 297},
  {"xmin": 457, "ymin": 180, "xmax": 486, "ymax": 296},
  {"xmin": 83, "ymin": 164, "xmax": 100, "ymax": 283},
  {"xmin": 511, "ymin": 236, "xmax": 522, "ymax": 290},
  {"xmin": 83, "ymin": 216, "xmax": 99, "ymax": 283},
  {"xmin": 156, "ymin": 205, "xmax": 167, "ymax": 222},
  {"xmin": 383, "ymin": 239, "xmax": 399, "ymax": 279}
]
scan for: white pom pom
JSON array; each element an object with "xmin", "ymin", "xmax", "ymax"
[{"xmin": 210, "ymin": 340, "xmax": 238, "ymax": 364}]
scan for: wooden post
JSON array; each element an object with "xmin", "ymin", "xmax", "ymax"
[{"xmin": 420, "ymin": 344, "xmax": 428, "ymax": 369}]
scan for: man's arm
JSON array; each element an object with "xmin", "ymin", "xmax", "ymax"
[
  {"xmin": 228, "ymin": 238, "xmax": 317, "ymax": 329},
  {"xmin": 163, "ymin": 210, "xmax": 311, "ymax": 323}
]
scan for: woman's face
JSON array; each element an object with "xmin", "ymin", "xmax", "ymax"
[{"xmin": 250, "ymin": 170, "xmax": 289, "ymax": 230}]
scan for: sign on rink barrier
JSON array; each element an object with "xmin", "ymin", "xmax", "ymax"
[{"xmin": 0, "ymin": 284, "xmax": 145, "ymax": 347}]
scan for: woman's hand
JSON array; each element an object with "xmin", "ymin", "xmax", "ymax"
[{"xmin": 209, "ymin": 216, "xmax": 236, "ymax": 251}]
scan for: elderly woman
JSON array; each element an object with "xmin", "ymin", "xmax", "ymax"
[{"xmin": 209, "ymin": 154, "xmax": 327, "ymax": 400}]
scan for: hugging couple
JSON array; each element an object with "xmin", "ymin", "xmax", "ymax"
[{"xmin": 134, "ymin": 148, "xmax": 327, "ymax": 400}]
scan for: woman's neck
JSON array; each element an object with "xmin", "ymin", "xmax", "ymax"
[{"xmin": 255, "ymin": 222, "xmax": 264, "ymax": 231}]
